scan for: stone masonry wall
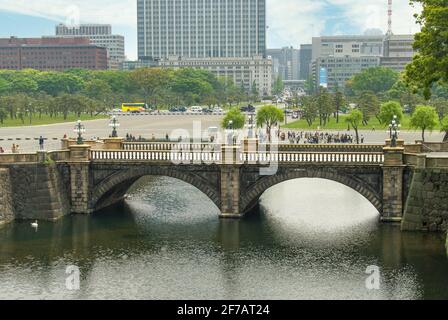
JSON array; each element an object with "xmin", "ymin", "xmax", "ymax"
[
  {"xmin": 0, "ymin": 168, "xmax": 14, "ymax": 225},
  {"xmin": 5, "ymin": 163, "xmax": 70, "ymax": 221},
  {"xmin": 402, "ymin": 168, "xmax": 448, "ymax": 232}
]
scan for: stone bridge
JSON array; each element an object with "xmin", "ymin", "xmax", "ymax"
[{"xmin": 1, "ymin": 138, "xmax": 448, "ymax": 232}]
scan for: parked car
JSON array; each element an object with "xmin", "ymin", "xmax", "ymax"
[
  {"xmin": 213, "ymin": 107, "xmax": 224, "ymax": 113},
  {"xmin": 190, "ymin": 106, "xmax": 203, "ymax": 113},
  {"xmin": 202, "ymin": 108, "xmax": 213, "ymax": 114}
]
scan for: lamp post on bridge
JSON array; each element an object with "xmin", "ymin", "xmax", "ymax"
[
  {"xmin": 74, "ymin": 120, "xmax": 86, "ymax": 145},
  {"xmin": 389, "ymin": 115, "xmax": 401, "ymax": 148},
  {"xmin": 109, "ymin": 115, "xmax": 120, "ymax": 138}
]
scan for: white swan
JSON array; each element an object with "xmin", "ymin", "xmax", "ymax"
[{"xmin": 31, "ymin": 220, "xmax": 38, "ymax": 228}]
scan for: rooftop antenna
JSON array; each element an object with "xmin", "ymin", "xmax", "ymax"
[{"xmin": 386, "ymin": 0, "xmax": 393, "ymax": 36}]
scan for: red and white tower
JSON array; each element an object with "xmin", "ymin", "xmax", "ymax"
[{"xmin": 386, "ymin": 0, "xmax": 393, "ymax": 36}]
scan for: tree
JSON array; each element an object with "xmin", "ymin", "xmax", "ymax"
[
  {"xmin": 221, "ymin": 107, "xmax": 246, "ymax": 130},
  {"xmin": 256, "ymin": 105, "xmax": 284, "ymax": 142},
  {"xmin": 431, "ymin": 98, "xmax": 448, "ymax": 121},
  {"xmin": 346, "ymin": 109, "xmax": 363, "ymax": 144},
  {"xmin": 405, "ymin": 0, "xmax": 448, "ymax": 98},
  {"xmin": 441, "ymin": 116, "xmax": 448, "ymax": 142},
  {"xmin": 251, "ymin": 80, "xmax": 259, "ymax": 101},
  {"xmin": 301, "ymin": 96, "xmax": 318, "ymax": 127},
  {"xmin": 316, "ymin": 88, "xmax": 334, "ymax": 126},
  {"xmin": 351, "ymin": 67, "xmax": 399, "ymax": 95},
  {"xmin": 36, "ymin": 72, "xmax": 84, "ymax": 96},
  {"xmin": 357, "ymin": 91, "xmax": 380, "ymax": 125},
  {"xmin": 333, "ymin": 88, "xmax": 345, "ymax": 123},
  {"xmin": 0, "ymin": 78, "xmax": 10, "ymax": 95},
  {"xmin": 272, "ymin": 75, "xmax": 284, "ymax": 96},
  {"xmin": 410, "ymin": 105, "xmax": 438, "ymax": 141},
  {"xmin": 131, "ymin": 68, "xmax": 171, "ymax": 108},
  {"xmin": 378, "ymin": 101, "xmax": 404, "ymax": 126}
]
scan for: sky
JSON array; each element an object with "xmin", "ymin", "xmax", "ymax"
[{"xmin": 0, "ymin": 0, "xmax": 422, "ymax": 60}]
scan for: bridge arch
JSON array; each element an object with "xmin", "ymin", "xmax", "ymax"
[
  {"xmin": 241, "ymin": 168, "xmax": 383, "ymax": 215},
  {"xmin": 91, "ymin": 166, "xmax": 221, "ymax": 212}
]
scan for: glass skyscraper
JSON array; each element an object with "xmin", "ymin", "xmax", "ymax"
[{"xmin": 137, "ymin": 0, "xmax": 266, "ymax": 60}]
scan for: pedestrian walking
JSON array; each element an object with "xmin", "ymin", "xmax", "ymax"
[{"xmin": 0, "ymin": 147, "xmax": 4, "ymax": 153}]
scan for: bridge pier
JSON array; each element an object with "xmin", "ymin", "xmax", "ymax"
[
  {"xmin": 68, "ymin": 144, "xmax": 93, "ymax": 214},
  {"xmin": 382, "ymin": 140, "xmax": 405, "ymax": 222}
]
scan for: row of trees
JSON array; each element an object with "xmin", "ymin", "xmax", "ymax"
[{"xmin": 0, "ymin": 68, "xmax": 255, "ymax": 124}]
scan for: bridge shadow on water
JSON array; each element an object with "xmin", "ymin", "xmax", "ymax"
[{"xmin": 1, "ymin": 177, "xmax": 448, "ymax": 299}]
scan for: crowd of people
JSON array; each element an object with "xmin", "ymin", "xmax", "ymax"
[{"xmin": 280, "ymin": 131, "xmax": 365, "ymax": 144}]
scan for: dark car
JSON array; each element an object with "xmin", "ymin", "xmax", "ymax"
[
  {"xmin": 202, "ymin": 108, "xmax": 213, "ymax": 114},
  {"xmin": 240, "ymin": 105, "xmax": 256, "ymax": 113},
  {"xmin": 169, "ymin": 107, "xmax": 179, "ymax": 112},
  {"xmin": 178, "ymin": 106, "xmax": 187, "ymax": 112}
]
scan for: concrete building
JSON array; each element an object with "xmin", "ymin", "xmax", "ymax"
[
  {"xmin": 266, "ymin": 47, "xmax": 300, "ymax": 81},
  {"xmin": 158, "ymin": 55, "xmax": 272, "ymax": 96},
  {"xmin": 137, "ymin": 0, "xmax": 267, "ymax": 60},
  {"xmin": 0, "ymin": 37, "xmax": 108, "ymax": 71},
  {"xmin": 299, "ymin": 44, "xmax": 312, "ymax": 80},
  {"xmin": 311, "ymin": 35, "xmax": 384, "ymax": 91},
  {"xmin": 55, "ymin": 24, "xmax": 125, "ymax": 70},
  {"xmin": 381, "ymin": 34, "xmax": 415, "ymax": 72},
  {"xmin": 121, "ymin": 58, "xmax": 158, "ymax": 71}
]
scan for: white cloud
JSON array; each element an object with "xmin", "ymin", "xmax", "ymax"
[{"xmin": 0, "ymin": 0, "xmax": 421, "ymax": 58}]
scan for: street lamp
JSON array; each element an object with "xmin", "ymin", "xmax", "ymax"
[
  {"xmin": 389, "ymin": 115, "xmax": 401, "ymax": 147},
  {"xmin": 109, "ymin": 115, "xmax": 120, "ymax": 138},
  {"xmin": 248, "ymin": 112, "xmax": 255, "ymax": 138},
  {"xmin": 228, "ymin": 120, "xmax": 234, "ymax": 145},
  {"xmin": 74, "ymin": 120, "xmax": 86, "ymax": 145}
]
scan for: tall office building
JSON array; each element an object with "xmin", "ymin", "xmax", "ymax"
[
  {"xmin": 381, "ymin": 34, "xmax": 415, "ymax": 72},
  {"xmin": 299, "ymin": 44, "xmax": 312, "ymax": 80},
  {"xmin": 55, "ymin": 24, "xmax": 125, "ymax": 70},
  {"xmin": 266, "ymin": 47, "xmax": 300, "ymax": 81},
  {"xmin": 137, "ymin": 0, "xmax": 267, "ymax": 60}
]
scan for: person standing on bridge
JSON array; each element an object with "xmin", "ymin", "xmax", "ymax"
[
  {"xmin": 39, "ymin": 136, "xmax": 44, "ymax": 150},
  {"xmin": 0, "ymin": 147, "xmax": 4, "ymax": 153}
]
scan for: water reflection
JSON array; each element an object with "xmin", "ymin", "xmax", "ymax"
[{"xmin": 0, "ymin": 176, "xmax": 447, "ymax": 299}]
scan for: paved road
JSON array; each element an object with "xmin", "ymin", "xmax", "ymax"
[{"xmin": 0, "ymin": 114, "xmax": 445, "ymax": 152}]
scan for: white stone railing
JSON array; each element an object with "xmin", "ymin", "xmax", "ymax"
[
  {"xmin": 90, "ymin": 150, "xmax": 221, "ymax": 163},
  {"xmin": 90, "ymin": 150, "xmax": 384, "ymax": 165},
  {"xmin": 241, "ymin": 152, "xmax": 384, "ymax": 164}
]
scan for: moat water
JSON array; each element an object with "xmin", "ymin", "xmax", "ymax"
[{"xmin": 0, "ymin": 177, "xmax": 447, "ymax": 300}]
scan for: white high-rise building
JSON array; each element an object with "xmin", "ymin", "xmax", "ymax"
[
  {"xmin": 55, "ymin": 24, "xmax": 125, "ymax": 70},
  {"xmin": 137, "ymin": 0, "xmax": 267, "ymax": 60}
]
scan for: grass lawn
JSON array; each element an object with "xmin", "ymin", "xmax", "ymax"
[
  {"xmin": 283, "ymin": 114, "xmax": 442, "ymax": 131},
  {"xmin": 0, "ymin": 113, "xmax": 108, "ymax": 128}
]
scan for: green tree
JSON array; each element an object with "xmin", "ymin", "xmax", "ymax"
[
  {"xmin": 346, "ymin": 109, "xmax": 363, "ymax": 144},
  {"xmin": 251, "ymin": 80, "xmax": 259, "ymax": 101},
  {"xmin": 131, "ymin": 68, "xmax": 171, "ymax": 108},
  {"xmin": 333, "ymin": 88, "xmax": 345, "ymax": 123},
  {"xmin": 317, "ymin": 88, "xmax": 334, "ymax": 126},
  {"xmin": 441, "ymin": 116, "xmax": 448, "ymax": 142},
  {"xmin": 256, "ymin": 105, "xmax": 284, "ymax": 142},
  {"xmin": 410, "ymin": 105, "xmax": 439, "ymax": 141},
  {"xmin": 221, "ymin": 107, "xmax": 246, "ymax": 129},
  {"xmin": 357, "ymin": 91, "xmax": 380, "ymax": 125},
  {"xmin": 431, "ymin": 98, "xmax": 448, "ymax": 121},
  {"xmin": 36, "ymin": 72, "xmax": 84, "ymax": 96},
  {"xmin": 272, "ymin": 75, "xmax": 284, "ymax": 96},
  {"xmin": 301, "ymin": 96, "xmax": 318, "ymax": 127},
  {"xmin": 378, "ymin": 101, "xmax": 404, "ymax": 126},
  {"xmin": 351, "ymin": 67, "xmax": 399, "ymax": 95},
  {"xmin": 405, "ymin": 0, "xmax": 448, "ymax": 98}
]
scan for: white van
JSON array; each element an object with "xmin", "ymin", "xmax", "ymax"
[{"xmin": 190, "ymin": 106, "xmax": 203, "ymax": 113}]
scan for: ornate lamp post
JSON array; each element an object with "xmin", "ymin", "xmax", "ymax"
[
  {"xmin": 389, "ymin": 115, "xmax": 401, "ymax": 147},
  {"xmin": 248, "ymin": 113, "xmax": 255, "ymax": 138},
  {"xmin": 109, "ymin": 115, "xmax": 120, "ymax": 138},
  {"xmin": 228, "ymin": 120, "xmax": 234, "ymax": 145},
  {"xmin": 74, "ymin": 120, "xmax": 86, "ymax": 145}
]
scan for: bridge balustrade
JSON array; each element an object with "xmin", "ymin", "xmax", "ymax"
[
  {"xmin": 90, "ymin": 149, "xmax": 384, "ymax": 165},
  {"xmin": 241, "ymin": 152, "xmax": 384, "ymax": 164}
]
